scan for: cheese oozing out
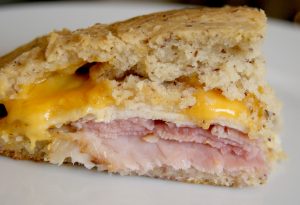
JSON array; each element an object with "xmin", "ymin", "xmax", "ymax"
[{"xmin": 0, "ymin": 73, "xmax": 251, "ymax": 147}]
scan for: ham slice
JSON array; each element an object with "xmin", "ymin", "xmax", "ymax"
[{"xmin": 70, "ymin": 118, "xmax": 267, "ymax": 175}]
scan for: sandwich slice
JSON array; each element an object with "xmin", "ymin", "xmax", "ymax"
[{"xmin": 0, "ymin": 7, "xmax": 283, "ymax": 187}]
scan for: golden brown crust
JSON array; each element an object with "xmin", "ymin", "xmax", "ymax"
[
  {"xmin": 0, "ymin": 149, "xmax": 42, "ymax": 161},
  {"xmin": 0, "ymin": 137, "xmax": 49, "ymax": 161},
  {"xmin": 109, "ymin": 6, "xmax": 265, "ymax": 45}
]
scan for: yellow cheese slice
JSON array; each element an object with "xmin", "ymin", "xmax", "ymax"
[{"xmin": 0, "ymin": 73, "xmax": 250, "ymax": 148}]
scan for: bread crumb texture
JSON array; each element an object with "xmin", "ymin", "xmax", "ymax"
[{"xmin": 0, "ymin": 7, "xmax": 278, "ymax": 110}]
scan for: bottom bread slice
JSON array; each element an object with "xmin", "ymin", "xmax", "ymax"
[
  {"xmin": 0, "ymin": 148, "xmax": 266, "ymax": 187},
  {"xmin": 0, "ymin": 142, "xmax": 266, "ymax": 187},
  {"xmin": 0, "ymin": 117, "xmax": 269, "ymax": 187}
]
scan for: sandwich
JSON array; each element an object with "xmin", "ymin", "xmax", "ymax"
[{"xmin": 0, "ymin": 7, "xmax": 283, "ymax": 187}]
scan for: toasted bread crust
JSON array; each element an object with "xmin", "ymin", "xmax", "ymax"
[{"xmin": 110, "ymin": 6, "xmax": 265, "ymax": 45}]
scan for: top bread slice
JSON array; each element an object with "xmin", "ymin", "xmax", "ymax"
[{"xmin": 0, "ymin": 7, "xmax": 272, "ymax": 101}]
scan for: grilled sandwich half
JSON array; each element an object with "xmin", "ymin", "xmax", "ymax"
[{"xmin": 0, "ymin": 7, "xmax": 283, "ymax": 187}]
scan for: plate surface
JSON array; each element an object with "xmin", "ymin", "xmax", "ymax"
[{"xmin": 0, "ymin": 2, "xmax": 299, "ymax": 205}]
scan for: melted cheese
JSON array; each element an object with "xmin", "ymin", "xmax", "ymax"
[
  {"xmin": 0, "ymin": 74, "xmax": 114, "ymax": 147},
  {"xmin": 180, "ymin": 75, "xmax": 250, "ymax": 128},
  {"xmin": 0, "ymin": 74, "xmax": 250, "ymax": 148},
  {"xmin": 184, "ymin": 89, "xmax": 249, "ymax": 129}
]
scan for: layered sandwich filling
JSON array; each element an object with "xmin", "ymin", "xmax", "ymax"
[
  {"xmin": 51, "ymin": 117, "xmax": 267, "ymax": 175},
  {"xmin": 0, "ymin": 71, "xmax": 267, "ymax": 175}
]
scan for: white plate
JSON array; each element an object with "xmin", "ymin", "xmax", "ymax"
[{"xmin": 0, "ymin": 2, "xmax": 299, "ymax": 205}]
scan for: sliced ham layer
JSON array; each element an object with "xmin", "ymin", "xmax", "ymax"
[{"xmin": 70, "ymin": 118, "xmax": 267, "ymax": 175}]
